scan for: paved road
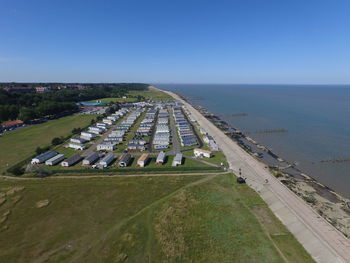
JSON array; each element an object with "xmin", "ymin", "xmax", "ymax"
[
  {"xmin": 160, "ymin": 88, "xmax": 350, "ymax": 263},
  {"xmin": 0, "ymin": 171, "xmax": 228, "ymax": 180}
]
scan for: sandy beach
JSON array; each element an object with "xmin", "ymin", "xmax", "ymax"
[{"xmin": 155, "ymin": 86, "xmax": 350, "ymax": 263}]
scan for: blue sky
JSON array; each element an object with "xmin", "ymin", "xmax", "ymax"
[{"xmin": 1, "ymin": 0, "xmax": 350, "ymax": 84}]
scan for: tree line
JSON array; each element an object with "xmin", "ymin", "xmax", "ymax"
[{"xmin": 0, "ymin": 83, "xmax": 147, "ymax": 123}]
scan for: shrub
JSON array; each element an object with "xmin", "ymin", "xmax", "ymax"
[
  {"xmin": 51, "ymin": 137, "xmax": 63, "ymax": 145},
  {"xmin": 7, "ymin": 165, "xmax": 24, "ymax": 176}
]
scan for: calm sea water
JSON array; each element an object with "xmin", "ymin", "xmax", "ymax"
[{"xmin": 157, "ymin": 84, "xmax": 350, "ymax": 198}]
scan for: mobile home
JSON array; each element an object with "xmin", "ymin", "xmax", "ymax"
[
  {"xmin": 61, "ymin": 154, "xmax": 82, "ymax": 167},
  {"xmin": 45, "ymin": 154, "xmax": 65, "ymax": 166},
  {"xmin": 31, "ymin": 151, "xmax": 57, "ymax": 164}
]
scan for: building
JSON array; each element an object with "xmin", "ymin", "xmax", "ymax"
[
  {"xmin": 81, "ymin": 131, "xmax": 96, "ymax": 140},
  {"xmin": 99, "ymin": 154, "xmax": 115, "ymax": 168},
  {"xmin": 45, "ymin": 154, "xmax": 65, "ymax": 166},
  {"xmin": 102, "ymin": 119, "xmax": 113, "ymax": 125},
  {"xmin": 61, "ymin": 154, "xmax": 82, "ymax": 167},
  {"xmin": 194, "ymin": 148, "xmax": 212, "ymax": 158},
  {"xmin": 119, "ymin": 153, "xmax": 131, "ymax": 167},
  {"xmin": 199, "ymin": 127, "xmax": 207, "ymax": 135},
  {"xmin": 97, "ymin": 142, "xmax": 116, "ymax": 151},
  {"xmin": 82, "ymin": 152, "xmax": 100, "ymax": 165},
  {"xmin": 156, "ymin": 151, "xmax": 166, "ymax": 164},
  {"xmin": 137, "ymin": 154, "xmax": 149, "ymax": 167},
  {"xmin": 35, "ymin": 86, "xmax": 51, "ymax": 93},
  {"xmin": 31, "ymin": 151, "xmax": 57, "ymax": 164},
  {"xmin": 88, "ymin": 127, "xmax": 103, "ymax": 134},
  {"xmin": 209, "ymin": 140, "xmax": 219, "ymax": 152},
  {"xmin": 68, "ymin": 143, "xmax": 86, "ymax": 150},
  {"xmin": 203, "ymin": 135, "xmax": 214, "ymax": 144},
  {"xmin": 1, "ymin": 120, "xmax": 24, "ymax": 131},
  {"xmin": 172, "ymin": 153, "xmax": 183, "ymax": 166},
  {"xmin": 2, "ymin": 86, "xmax": 35, "ymax": 93}
]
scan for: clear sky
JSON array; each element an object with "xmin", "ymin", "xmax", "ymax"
[{"xmin": 1, "ymin": 0, "xmax": 350, "ymax": 84}]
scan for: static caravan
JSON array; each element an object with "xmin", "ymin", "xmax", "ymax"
[
  {"xmin": 83, "ymin": 152, "xmax": 100, "ymax": 165},
  {"xmin": 68, "ymin": 143, "xmax": 86, "ymax": 150},
  {"xmin": 31, "ymin": 151, "xmax": 57, "ymax": 164},
  {"xmin": 209, "ymin": 140, "xmax": 219, "ymax": 152},
  {"xmin": 61, "ymin": 154, "xmax": 82, "ymax": 167},
  {"xmin": 119, "ymin": 153, "xmax": 131, "ymax": 167},
  {"xmin": 102, "ymin": 119, "xmax": 113, "ymax": 125},
  {"xmin": 137, "ymin": 154, "xmax": 149, "ymax": 167},
  {"xmin": 99, "ymin": 154, "xmax": 115, "ymax": 168},
  {"xmin": 88, "ymin": 127, "xmax": 103, "ymax": 135},
  {"xmin": 70, "ymin": 137, "xmax": 88, "ymax": 144},
  {"xmin": 81, "ymin": 131, "xmax": 96, "ymax": 140},
  {"xmin": 45, "ymin": 154, "xmax": 65, "ymax": 166},
  {"xmin": 156, "ymin": 151, "xmax": 166, "ymax": 164},
  {"xmin": 97, "ymin": 143, "xmax": 116, "ymax": 151},
  {"xmin": 172, "ymin": 153, "xmax": 183, "ymax": 166},
  {"xmin": 194, "ymin": 148, "xmax": 212, "ymax": 158}
]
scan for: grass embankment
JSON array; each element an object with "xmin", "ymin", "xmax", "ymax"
[
  {"xmin": 0, "ymin": 115, "xmax": 96, "ymax": 173},
  {"xmin": 0, "ymin": 174, "xmax": 314, "ymax": 262},
  {"xmin": 127, "ymin": 89, "xmax": 174, "ymax": 101}
]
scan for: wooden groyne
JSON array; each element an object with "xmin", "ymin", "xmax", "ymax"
[
  {"xmin": 320, "ymin": 156, "xmax": 350, "ymax": 163},
  {"xmin": 246, "ymin": 128, "xmax": 288, "ymax": 135}
]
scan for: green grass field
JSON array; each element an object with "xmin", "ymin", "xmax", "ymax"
[
  {"xmin": 0, "ymin": 114, "xmax": 96, "ymax": 173},
  {"xmin": 88, "ymin": 97, "xmax": 137, "ymax": 103},
  {"xmin": 190, "ymin": 150, "xmax": 228, "ymax": 166},
  {"xmin": 0, "ymin": 174, "xmax": 314, "ymax": 262},
  {"xmin": 127, "ymin": 89, "xmax": 174, "ymax": 101}
]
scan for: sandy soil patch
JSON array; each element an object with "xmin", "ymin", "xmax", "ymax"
[{"xmin": 36, "ymin": 199, "xmax": 50, "ymax": 208}]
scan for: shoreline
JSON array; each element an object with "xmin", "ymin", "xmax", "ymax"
[{"xmin": 153, "ymin": 85, "xmax": 350, "ymax": 263}]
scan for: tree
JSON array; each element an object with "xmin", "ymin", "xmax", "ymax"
[
  {"xmin": 51, "ymin": 137, "xmax": 63, "ymax": 145},
  {"xmin": 18, "ymin": 107, "xmax": 37, "ymax": 123},
  {"xmin": 72, "ymin": 127, "xmax": 82, "ymax": 134}
]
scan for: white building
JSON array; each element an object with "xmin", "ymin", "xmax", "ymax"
[
  {"xmin": 99, "ymin": 154, "xmax": 115, "ymax": 168},
  {"xmin": 81, "ymin": 131, "xmax": 96, "ymax": 140},
  {"xmin": 137, "ymin": 154, "xmax": 148, "ymax": 167},
  {"xmin": 83, "ymin": 152, "xmax": 100, "ymax": 165},
  {"xmin": 156, "ymin": 151, "xmax": 166, "ymax": 164},
  {"xmin": 97, "ymin": 142, "xmax": 116, "ymax": 151},
  {"xmin": 61, "ymin": 154, "xmax": 82, "ymax": 167},
  {"xmin": 45, "ymin": 154, "xmax": 65, "ymax": 166},
  {"xmin": 31, "ymin": 151, "xmax": 57, "ymax": 164},
  {"xmin": 68, "ymin": 143, "xmax": 86, "ymax": 150},
  {"xmin": 194, "ymin": 148, "xmax": 212, "ymax": 158},
  {"xmin": 199, "ymin": 127, "xmax": 207, "ymax": 135},
  {"xmin": 172, "ymin": 153, "xmax": 183, "ymax": 166},
  {"xmin": 209, "ymin": 140, "xmax": 219, "ymax": 152}
]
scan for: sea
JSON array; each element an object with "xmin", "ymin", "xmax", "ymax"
[{"xmin": 157, "ymin": 84, "xmax": 350, "ymax": 199}]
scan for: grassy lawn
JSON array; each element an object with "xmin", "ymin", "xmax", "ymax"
[
  {"xmin": 190, "ymin": 150, "xmax": 228, "ymax": 166},
  {"xmin": 0, "ymin": 114, "xmax": 96, "ymax": 173},
  {"xmin": 127, "ymin": 89, "xmax": 174, "ymax": 101},
  {"xmin": 0, "ymin": 174, "xmax": 314, "ymax": 262},
  {"xmin": 54, "ymin": 145, "xmax": 80, "ymax": 158},
  {"xmin": 88, "ymin": 97, "xmax": 137, "ymax": 103}
]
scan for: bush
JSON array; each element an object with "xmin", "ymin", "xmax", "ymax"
[
  {"xmin": 51, "ymin": 137, "xmax": 63, "ymax": 145},
  {"xmin": 71, "ymin": 127, "xmax": 82, "ymax": 134},
  {"xmin": 35, "ymin": 146, "xmax": 50, "ymax": 155},
  {"xmin": 7, "ymin": 165, "xmax": 24, "ymax": 176}
]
